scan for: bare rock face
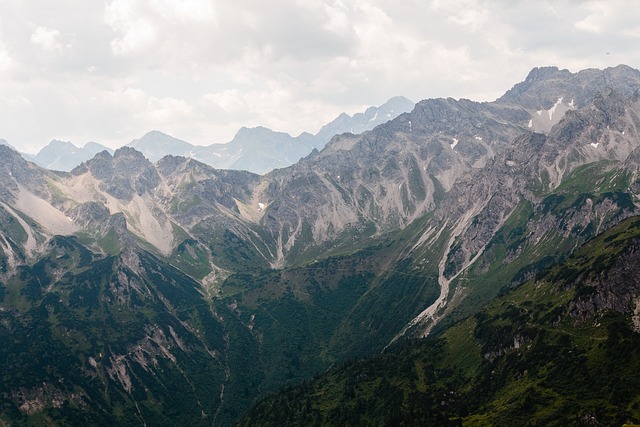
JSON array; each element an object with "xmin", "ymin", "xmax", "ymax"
[
  {"xmin": 68, "ymin": 201, "xmax": 110, "ymax": 228},
  {"xmin": 258, "ymin": 68, "xmax": 640, "ymax": 275},
  {"xmin": 2, "ymin": 66, "xmax": 640, "ymax": 271},
  {"xmin": 73, "ymin": 147, "xmax": 160, "ymax": 201},
  {"xmin": 498, "ymin": 64, "xmax": 640, "ymax": 110},
  {"xmin": 0, "ymin": 145, "xmax": 49, "ymax": 201},
  {"xmin": 567, "ymin": 237, "xmax": 640, "ymax": 321},
  {"xmin": 2, "ymin": 66, "xmax": 640, "ymax": 272}
]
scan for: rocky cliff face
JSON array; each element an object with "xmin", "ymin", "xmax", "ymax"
[{"xmin": 73, "ymin": 147, "xmax": 161, "ymax": 200}]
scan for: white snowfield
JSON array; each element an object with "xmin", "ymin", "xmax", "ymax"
[{"xmin": 528, "ymin": 97, "xmax": 574, "ymax": 133}]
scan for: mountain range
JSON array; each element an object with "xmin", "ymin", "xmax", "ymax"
[
  {"xmin": 1, "ymin": 65, "xmax": 640, "ymax": 425},
  {"xmin": 23, "ymin": 96, "xmax": 415, "ymax": 175}
]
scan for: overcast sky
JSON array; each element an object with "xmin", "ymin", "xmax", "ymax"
[{"xmin": 0, "ymin": 0, "xmax": 638, "ymax": 153}]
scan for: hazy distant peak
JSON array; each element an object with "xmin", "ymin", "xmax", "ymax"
[
  {"xmin": 127, "ymin": 130, "xmax": 194, "ymax": 162},
  {"xmin": 386, "ymin": 95, "xmax": 414, "ymax": 103},
  {"xmin": 27, "ymin": 139, "xmax": 115, "ymax": 172},
  {"xmin": 297, "ymin": 131, "xmax": 314, "ymax": 139},
  {"xmin": 46, "ymin": 139, "xmax": 78, "ymax": 150},
  {"xmin": 145, "ymin": 130, "xmax": 169, "ymax": 137},
  {"xmin": 232, "ymin": 126, "xmax": 289, "ymax": 140},
  {"xmin": 83, "ymin": 141, "xmax": 113, "ymax": 154},
  {"xmin": 22, "ymin": 97, "xmax": 416, "ymax": 175},
  {"xmin": 380, "ymin": 95, "xmax": 415, "ymax": 110},
  {"xmin": 315, "ymin": 96, "xmax": 415, "ymax": 145},
  {"xmin": 129, "ymin": 130, "xmax": 190, "ymax": 145}
]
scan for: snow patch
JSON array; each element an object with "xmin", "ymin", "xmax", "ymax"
[
  {"xmin": 528, "ymin": 119, "xmax": 533, "ymax": 128},
  {"xmin": 548, "ymin": 97, "xmax": 563, "ymax": 120},
  {"xmin": 474, "ymin": 136, "xmax": 482, "ymax": 141},
  {"xmin": 590, "ymin": 142, "xmax": 599, "ymax": 148},
  {"xmin": 368, "ymin": 111, "xmax": 379, "ymax": 123},
  {"xmin": 536, "ymin": 110, "xmax": 542, "ymax": 116},
  {"xmin": 569, "ymin": 99, "xmax": 575, "ymax": 108},
  {"xmin": 451, "ymin": 138, "xmax": 459, "ymax": 149}
]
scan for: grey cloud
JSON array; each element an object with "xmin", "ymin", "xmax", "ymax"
[{"xmin": 1, "ymin": 0, "xmax": 640, "ymax": 152}]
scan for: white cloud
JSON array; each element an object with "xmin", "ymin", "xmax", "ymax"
[
  {"xmin": 105, "ymin": 0, "xmax": 157, "ymax": 55},
  {"xmin": 149, "ymin": 0, "xmax": 216, "ymax": 23},
  {"xmin": 574, "ymin": 2, "xmax": 608, "ymax": 34},
  {"xmin": 0, "ymin": 0, "xmax": 640, "ymax": 152},
  {"xmin": 322, "ymin": 1, "xmax": 351, "ymax": 36},
  {"xmin": 573, "ymin": 0, "xmax": 639, "ymax": 36},
  {"xmin": 429, "ymin": 0, "xmax": 489, "ymax": 32},
  {"xmin": 0, "ymin": 95, "xmax": 32, "ymax": 110},
  {"xmin": 142, "ymin": 95, "xmax": 193, "ymax": 123},
  {"xmin": 202, "ymin": 89, "xmax": 247, "ymax": 114},
  {"xmin": 624, "ymin": 27, "xmax": 640, "ymax": 38},
  {"xmin": 30, "ymin": 26, "xmax": 62, "ymax": 52},
  {"xmin": 0, "ymin": 45, "xmax": 13, "ymax": 73},
  {"xmin": 104, "ymin": 0, "xmax": 217, "ymax": 57}
]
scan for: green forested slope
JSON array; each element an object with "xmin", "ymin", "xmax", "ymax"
[{"xmin": 238, "ymin": 216, "xmax": 640, "ymax": 426}]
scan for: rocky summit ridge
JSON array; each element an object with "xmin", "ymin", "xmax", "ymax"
[{"xmin": 1, "ymin": 65, "xmax": 640, "ymax": 425}]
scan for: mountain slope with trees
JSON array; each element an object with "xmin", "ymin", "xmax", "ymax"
[{"xmin": 239, "ymin": 215, "xmax": 640, "ymax": 426}]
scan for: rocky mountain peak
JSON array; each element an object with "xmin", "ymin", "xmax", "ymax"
[
  {"xmin": 0, "ymin": 144, "xmax": 47, "ymax": 201},
  {"xmin": 379, "ymin": 95, "xmax": 415, "ymax": 113},
  {"xmin": 83, "ymin": 141, "xmax": 109, "ymax": 152},
  {"xmin": 73, "ymin": 147, "xmax": 160, "ymax": 200},
  {"xmin": 230, "ymin": 126, "xmax": 288, "ymax": 144},
  {"xmin": 113, "ymin": 146, "xmax": 152, "ymax": 163},
  {"xmin": 498, "ymin": 65, "xmax": 640, "ymax": 111},
  {"xmin": 523, "ymin": 66, "xmax": 566, "ymax": 82},
  {"xmin": 127, "ymin": 130, "xmax": 194, "ymax": 162},
  {"xmin": 0, "ymin": 143, "xmax": 25, "ymax": 167},
  {"xmin": 314, "ymin": 96, "xmax": 415, "ymax": 145},
  {"xmin": 28, "ymin": 140, "xmax": 113, "ymax": 172},
  {"xmin": 46, "ymin": 139, "xmax": 77, "ymax": 150}
]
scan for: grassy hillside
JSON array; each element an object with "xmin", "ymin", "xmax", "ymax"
[{"xmin": 238, "ymin": 216, "xmax": 640, "ymax": 426}]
